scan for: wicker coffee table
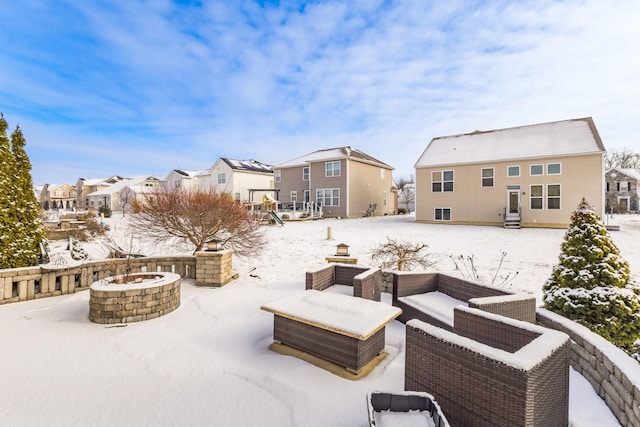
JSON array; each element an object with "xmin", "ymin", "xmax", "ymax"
[{"xmin": 261, "ymin": 291, "xmax": 401, "ymax": 373}]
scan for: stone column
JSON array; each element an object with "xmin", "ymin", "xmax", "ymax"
[{"xmin": 195, "ymin": 249, "xmax": 233, "ymax": 287}]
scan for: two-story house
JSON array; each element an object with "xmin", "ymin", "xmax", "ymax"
[
  {"xmin": 86, "ymin": 176, "xmax": 161, "ymax": 211},
  {"xmin": 76, "ymin": 176, "xmax": 125, "ymax": 209},
  {"xmin": 274, "ymin": 146, "xmax": 395, "ymax": 218},
  {"xmin": 164, "ymin": 169, "xmax": 208, "ymax": 190},
  {"xmin": 605, "ymin": 168, "xmax": 640, "ymax": 213},
  {"xmin": 414, "ymin": 117, "xmax": 606, "ymax": 228},
  {"xmin": 40, "ymin": 183, "xmax": 77, "ymax": 210},
  {"xmin": 199, "ymin": 158, "xmax": 273, "ymax": 203}
]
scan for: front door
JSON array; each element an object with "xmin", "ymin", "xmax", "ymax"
[{"xmin": 507, "ymin": 188, "xmax": 520, "ymax": 215}]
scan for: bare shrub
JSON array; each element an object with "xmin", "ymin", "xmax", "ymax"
[
  {"xmin": 370, "ymin": 237, "xmax": 435, "ymax": 271},
  {"xmin": 130, "ymin": 187, "xmax": 265, "ymax": 256},
  {"xmin": 450, "ymin": 251, "xmax": 518, "ymax": 287}
]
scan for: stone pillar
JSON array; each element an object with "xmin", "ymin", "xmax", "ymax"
[{"xmin": 195, "ymin": 249, "xmax": 233, "ymax": 287}]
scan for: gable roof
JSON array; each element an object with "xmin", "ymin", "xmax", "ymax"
[
  {"xmin": 169, "ymin": 169, "xmax": 208, "ymax": 178},
  {"xmin": 415, "ymin": 117, "xmax": 606, "ymax": 168},
  {"xmin": 276, "ymin": 146, "xmax": 393, "ymax": 169},
  {"xmin": 220, "ymin": 158, "xmax": 273, "ymax": 174},
  {"xmin": 607, "ymin": 168, "xmax": 640, "ymax": 181},
  {"xmin": 87, "ymin": 176, "xmax": 159, "ymax": 197}
]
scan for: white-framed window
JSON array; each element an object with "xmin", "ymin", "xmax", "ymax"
[
  {"xmin": 619, "ymin": 182, "xmax": 629, "ymax": 191},
  {"xmin": 325, "ymin": 161, "xmax": 341, "ymax": 177},
  {"xmin": 303, "ymin": 167, "xmax": 309, "ymax": 181},
  {"xmin": 530, "ymin": 185, "xmax": 543, "ymax": 209},
  {"xmin": 316, "ymin": 188, "xmax": 340, "ymax": 206},
  {"xmin": 547, "ymin": 184, "xmax": 561, "ymax": 209},
  {"xmin": 547, "ymin": 163, "xmax": 561, "ymax": 175},
  {"xmin": 274, "ymin": 170, "xmax": 281, "ymax": 183},
  {"xmin": 290, "ymin": 191, "xmax": 297, "ymax": 202},
  {"xmin": 508, "ymin": 166, "xmax": 520, "ymax": 177},
  {"xmin": 434, "ymin": 208, "xmax": 451, "ymax": 221},
  {"xmin": 381, "ymin": 168, "xmax": 386, "ymax": 179},
  {"xmin": 304, "ymin": 190, "xmax": 310, "ymax": 203},
  {"xmin": 217, "ymin": 173, "xmax": 226, "ymax": 184},
  {"xmin": 432, "ymin": 170, "xmax": 454, "ymax": 192},
  {"xmin": 481, "ymin": 168, "xmax": 494, "ymax": 187},
  {"xmin": 234, "ymin": 193, "xmax": 241, "ymax": 200},
  {"xmin": 530, "ymin": 164, "xmax": 543, "ymax": 176},
  {"xmin": 383, "ymin": 191, "xmax": 387, "ymax": 206},
  {"xmin": 174, "ymin": 180, "xmax": 181, "ymax": 188}
]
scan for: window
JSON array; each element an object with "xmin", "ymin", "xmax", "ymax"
[
  {"xmin": 290, "ymin": 191, "xmax": 297, "ymax": 202},
  {"xmin": 274, "ymin": 170, "xmax": 281, "ymax": 183},
  {"xmin": 381, "ymin": 168, "xmax": 386, "ymax": 179},
  {"xmin": 304, "ymin": 190, "xmax": 310, "ymax": 203},
  {"xmin": 530, "ymin": 185, "xmax": 543, "ymax": 209},
  {"xmin": 547, "ymin": 163, "xmax": 561, "ymax": 175},
  {"xmin": 383, "ymin": 191, "xmax": 387, "ymax": 206},
  {"xmin": 316, "ymin": 188, "xmax": 340, "ymax": 206},
  {"xmin": 620, "ymin": 182, "xmax": 629, "ymax": 191},
  {"xmin": 434, "ymin": 208, "xmax": 451, "ymax": 221},
  {"xmin": 217, "ymin": 173, "xmax": 226, "ymax": 184},
  {"xmin": 432, "ymin": 170, "xmax": 454, "ymax": 192},
  {"xmin": 530, "ymin": 164, "xmax": 543, "ymax": 176},
  {"xmin": 234, "ymin": 193, "xmax": 241, "ymax": 200},
  {"xmin": 547, "ymin": 184, "xmax": 561, "ymax": 209},
  {"xmin": 303, "ymin": 167, "xmax": 309, "ymax": 181},
  {"xmin": 325, "ymin": 161, "xmax": 341, "ymax": 177},
  {"xmin": 508, "ymin": 166, "xmax": 520, "ymax": 177},
  {"xmin": 174, "ymin": 180, "xmax": 181, "ymax": 188},
  {"xmin": 481, "ymin": 168, "xmax": 494, "ymax": 187}
]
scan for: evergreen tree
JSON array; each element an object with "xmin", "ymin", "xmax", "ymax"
[
  {"xmin": 0, "ymin": 114, "xmax": 45, "ymax": 268},
  {"xmin": 543, "ymin": 198, "xmax": 640, "ymax": 351}
]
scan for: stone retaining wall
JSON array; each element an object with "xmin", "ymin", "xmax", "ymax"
[
  {"xmin": 89, "ymin": 273, "xmax": 181, "ymax": 324},
  {"xmin": 537, "ymin": 308, "xmax": 640, "ymax": 427},
  {"xmin": 0, "ymin": 256, "xmax": 196, "ymax": 305},
  {"xmin": 195, "ymin": 250, "xmax": 233, "ymax": 287}
]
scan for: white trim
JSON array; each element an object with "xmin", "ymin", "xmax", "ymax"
[
  {"xmin": 547, "ymin": 183, "xmax": 561, "ymax": 210},
  {"xmin": 530, "ymin": 164, "xmax": 544, "ymax": 176},
  {"xmin": 507, "ymin": 165, "xmax": 520, "ymax": 177}
]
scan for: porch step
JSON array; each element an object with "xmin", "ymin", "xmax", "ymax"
[{"xmin": 504, "ymin": 218, "xmax": 521, "ymax": 229}]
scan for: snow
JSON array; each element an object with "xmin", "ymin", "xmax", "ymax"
[
  {"xmin": 399, "ymin": 291, "xmax": 465, "ymax": 326},
  {"xmin": 1, "ymin": 212, "xmax": 637, "ymax": 426}
]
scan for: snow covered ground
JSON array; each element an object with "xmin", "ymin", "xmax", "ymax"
[{"xmin": 2, "ymin": 212, "xmax": 638, "ymax": 426}]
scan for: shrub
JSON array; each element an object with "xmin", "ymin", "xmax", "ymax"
[
  {"xmin": 98, "ymin": 205, "xmax": 112, "ymax": 218},
  {"xmin": 543, "ymin": 198, "xmax": 640, "ymax": 352},
  {"xmin": 370, "ymin": 237, "xmax": 435, "ymax": 271},
  {"xmin": 397, "ymin": 208, "xmax": 408, "ymax": 215}
]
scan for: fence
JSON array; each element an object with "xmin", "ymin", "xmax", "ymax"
[{"xmin": 1, "ymin": 256, "xmax": 196, "ymax": 305}]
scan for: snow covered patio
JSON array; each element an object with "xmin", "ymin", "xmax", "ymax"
[{"xmin": 2, "ymin": 213, "xmax": 637, "ymax": 426}]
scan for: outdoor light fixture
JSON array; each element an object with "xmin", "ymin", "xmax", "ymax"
[
  {"xmin": 335, "ymin": 243, "xmax": 350, "ymax": 257},
  {"xmin": 205, "ymin": 239, "xmax": 223, "ymax": 252}
]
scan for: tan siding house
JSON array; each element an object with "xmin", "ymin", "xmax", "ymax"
[
  {"xmin": 275, "ymin": 146, "xmax": 395, "ymax": 218},
  {"xmin": 414, "ymin": 118, "xmax": 606, "ymax": 228}
]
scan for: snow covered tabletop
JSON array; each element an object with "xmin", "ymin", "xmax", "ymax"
[{"xmin": 261, "ymin": 290, "xmax": 402, "ymax": 340}]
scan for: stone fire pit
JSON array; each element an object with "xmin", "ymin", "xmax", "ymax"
[{"xmin": 89, "ymin": 272, "xmax": 181, "ymax": 324}]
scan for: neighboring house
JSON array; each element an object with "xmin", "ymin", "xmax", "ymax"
[
  {"xmin": 274, "ymin": 146, "xmax": 396, "ymax": 218},
  {"xmin": 199, "ymin": 158, "xmax": 274, "ymax": 202},
  {"xmin": 605, "ymin": 168, "xmax": 640, "ymax": 213},
  {"xmin": 76, "ymin": 176, "xmax": 125, "ymax": 209},
  {"xmin": 398, "ymin": 182, "xmax": 416, "ymax": 212},
  {"xmin": 164, "ymin": 169, "xmax": 208, "ymax": 190},
  {"xmin": 39, "ymin": 183, "xmax": 77, "ymax": 210},
  {"xmin": 414, "ymin": 117, "xmax": 606, "ymax": 228},
  {"xmin": 86, "ymin": 176, "xmax": 161, "ymax": 211}
]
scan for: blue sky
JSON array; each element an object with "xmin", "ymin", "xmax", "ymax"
[{"xmin": 1, "ymin": 0, "xmax": 639, "ymax": 185}]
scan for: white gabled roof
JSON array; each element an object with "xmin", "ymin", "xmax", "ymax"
[
  {"xmin": 87, "ymin": 176, "xmax": 159, "ymax": 197},
  {"xmin": 607, "ymin": 168, "xmax": 640, "ymax": 181},
  {"xmin": 415, "ymin": 117, "xmax": 605, "ymax": 168},
  {"xmin": 276, "ymin": 146, "xmax": 393, "ymax": 169}
]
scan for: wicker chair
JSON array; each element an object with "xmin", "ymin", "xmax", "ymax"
[
  {"xmin": 306, "ymin": 264, "xmax": 381, "ymax": 301},
  {"xmin": 392, "ymin": 272, "xmax": 536, "ymax": 329},
  {"xmin": 405, "ymin": 306, "xmax": 570, "ymax": 427}
]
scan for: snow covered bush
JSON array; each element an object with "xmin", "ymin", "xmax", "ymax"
[
  {"xmin": 369, "ymin": 237, "xmax": 435, "ymax": 271},
  {"xmin": 543, "ymin": 198, "xmax": 640, "ymax": 352}
]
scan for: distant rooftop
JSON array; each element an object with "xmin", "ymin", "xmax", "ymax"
[
  {"xmin": 221, "ymin": 158, "xmax": 273, "ymax": 173},
  {"xmin": 276, "ymin": 146, "xmax": 393, "ymax": 169}
]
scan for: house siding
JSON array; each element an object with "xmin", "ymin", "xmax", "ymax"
[
  {"xmin": 416, "ymin": 153, "xmax": 604, "ymax": 228},
  {"xmin": 348, "ymin": 160, "xmax": 395, "ymax": 217},
  {"xmin": 310, "ymin": 159, "xmax": 347, "ymax": 217}
]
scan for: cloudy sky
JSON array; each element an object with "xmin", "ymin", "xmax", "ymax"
[{"xmin": 1, "ymin": 0, "xmax": 639, "ymax": 185}]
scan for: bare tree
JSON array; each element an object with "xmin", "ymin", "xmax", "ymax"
[
  {"xmin": 449, "ymin": 252, "xmax": 519, "ymax": 287},
  {"xmin": 606, "ymin": 148, "xmax": 640, "ymax": 169},
  {"xmin": 396, "ymin": 175, "xmax": 415, "ymax": 212},
  {"xmin": 370, "ymin": 237, "xmax": 435, "ymax": 271},
  {"xmin": 130, "ymin": 187, "xmax": 265, "ymax": 256},
  {"xmin": 119, "ymin": 186, "xmax": 135, "ymax": 217}
]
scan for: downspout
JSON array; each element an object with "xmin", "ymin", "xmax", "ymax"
[{"xmin": 345, "ymin": 159, "xmax": 350, "ymax": 217}]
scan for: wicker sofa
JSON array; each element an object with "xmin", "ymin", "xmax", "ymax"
[
  {"xmin": 306, "ymin": 264, "xmax": 381, "ymax": 301},
  {"xmin": 405, "ymin": 306, "xmax": 570, "ymax": 427},
  {"xmin": 392, "ymin": 272, "xmax": 536, "ymax": 329}
]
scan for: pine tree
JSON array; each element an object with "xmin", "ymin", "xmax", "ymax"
[
  {"xmin": 0, "ymin": 114, "xmax": 45, "ymax": 268},
  {"xmin": 543, "ymin": 198, "xmax": 640, "ymax": 351}
]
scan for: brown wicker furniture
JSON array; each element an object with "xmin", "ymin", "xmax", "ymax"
[
  {"xmin": 405, "ymin": 306, "xmax": 570, "ymax": 426},
  {"xmin": 261, "ymin": 291, "xmax": 401, "ymax": 373},
  {"xmin": 306, "ymin": 264, "xmax": 382, "ymax": 301},
  {"xmin": 392, "ymin": 272, "xmax": 536, "ymax": 330},
  {"xmin": 367, "ymin": 392, "xmax": 450, "ymax": 427}
]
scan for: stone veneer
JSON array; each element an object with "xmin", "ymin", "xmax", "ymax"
[
  {"xmin": 195, "ymin": 249, "xmax": 233, "ymax": 287},
  {"xmin": 89, "ymin": 272, "xmax": 181, "ymax": 324}
]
